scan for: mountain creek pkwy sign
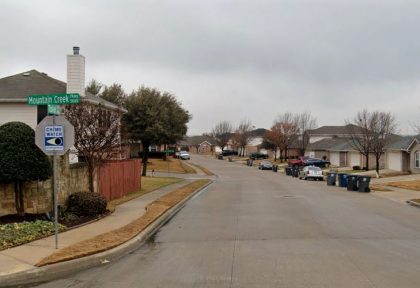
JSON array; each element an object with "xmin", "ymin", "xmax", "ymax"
[
  {"xmin": 35, "ymin": 115, "xmax": 74, "ymax": 156},
  {"xmin": 27, "ymin": 93, "xmax": 80, "ymax": 105}
]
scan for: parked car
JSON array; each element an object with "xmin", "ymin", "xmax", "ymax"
[
  {"xmin": 179, "ymin": 151, "xmax": 190, "ymax": 160},
  {"xmin": 288, "ymin": 156, "xmax": 309, "ymax": 166},
  {"xmin": 303, "ymin": 158, "xmax": 330, "ymax": 168},
  {"xmin": 298, "ymin": 166, "xmax": 324, "ymax": 180},
  {"xmin": 288, "ymin": 156, "xmax": 330, "ymax": 168},
  {"xmin": 258, "ymin": 161, "xmax": 273, "ymax": 170},
  {"xmin": 249, "ymin": 152, "xmax": 269, "ymax": 160},
  {"xmin": 221, "ymin": 150, "xmax": 238, "ymax": 156}
]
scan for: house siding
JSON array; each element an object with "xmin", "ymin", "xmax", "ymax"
[
  {"xmin": 314, "ymin": 150, "xmax": 329, "ymax": 159},
  {"xmin": 0, "ymin": 103, "xmax": 37, "ymax": 129},
  {"xmin": 410, "ymin": 144, "xmax": 420, "ymax": 174}
]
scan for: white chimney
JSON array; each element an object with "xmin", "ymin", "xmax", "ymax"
[{"xmin": 66, "ymin": 46, "xmax": 85, "ymax": 97}]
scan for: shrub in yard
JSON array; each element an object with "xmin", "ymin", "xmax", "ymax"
[
  {"xmin": 352, "ymin": 165, "xmax": 361, "ymax": 170},
  {"xmin": 66, "ymin": 192, "xmax": 107, "ymax": 216},
  {"xmin": 0, "ymin": 220, "xmax": 66, "ymax": 250},
  {"xmin": 0, "ymin": 122, "xmax": 52, "ymax": 216}
]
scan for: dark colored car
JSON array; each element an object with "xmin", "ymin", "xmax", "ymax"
[
  {"xmin": 249, "ymin": 152, "xmax": 269, "ymax": 160},
  {"xmin": 303, "ymin": 158, "xmax": 330, "ymax": 168},
  {"xmin": 258, "ymin": 161, "xmax": 273, "ymax": 170},
  {"xmin": 221, "ymin": 150, "xmax": 238, "ymax": 156}
]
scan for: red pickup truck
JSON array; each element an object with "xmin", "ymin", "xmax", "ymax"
[
  {"xmin": 288, "ymin": 156, "xmax": 307, "ymax": 166},
  {"xmin": 288, "ymin": 156, "xmax": 330, "ymax": 168}
]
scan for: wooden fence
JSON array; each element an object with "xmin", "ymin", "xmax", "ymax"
[{"xmin": 98, "ymin": 159, "xmax": 141, "ymax": 201}]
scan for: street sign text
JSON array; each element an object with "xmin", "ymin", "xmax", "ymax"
[{"xmin": 27, "ymin": 93, "xmax": 80, "ymax": 105}]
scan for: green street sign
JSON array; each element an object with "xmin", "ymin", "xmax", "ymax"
[
  {"xmin": 48, "ymin": 104, "xmax": 61, "ymax": 115},
  {"xmin": 27, "ymin": 93, "xmax": 80, "ymax": 105},
  {"xmin": 164, "ymin": 150, "xmax": 175, "ymax": 153}
]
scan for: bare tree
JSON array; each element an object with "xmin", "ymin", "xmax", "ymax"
[
  {"xmin": 346, "ymin": 110, "xmax": 374, "ymax": 171},
  {"xmin": 261, "ymin": 130, "xmax": 282, "ymax": 161},
  {"xmin": 260, "ymin": 136, "xmax": 278, "ymax": 161},
  {"xmin": 64, "ymin": 102, "xmax": 122, "ymax": 192},
  {"xmin": 370, "ymin": 111, "xmax": 397, "ymax": 176},
  {"xmin": 211, "ymin": 121, "xmax": 233, "ymax": 151},
  {"xmin": 276, "ymin": 112, "xmax": 299, "ymax": 161},
  {"xmin": 235, "ymin": 119, "xmax": 254, "ymax": 157},
  {"xmin": 264, "ymin": 113, "xmax": 299, "ymax": 162},
  {"xmin": 295, "ymin": 112, "xmax": 317, "ymax": 155},
  {"xmin": 413, "ymin": 122, "xmax": 420, "ymax": 134},
  {"xmin": 346, "ymin": 109, "xmax": 396, "ymax": 175}
]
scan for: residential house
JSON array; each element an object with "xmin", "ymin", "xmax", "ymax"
[
  {"xmin": 307, "ymin": 124, "xmax": 360, "ymax": 144},
  {"xmin": 178, "ymin": 135, "xmax": 216, "ymax": 154},
  {"xmin": 0, "ymin": 47, "xmax": 126, "ymax": 162},
  {"xmin": 306, "ymin": 137, "xmax": 371, "ymax": 168},
  {"xmin": 305, "ymin": 124, "xmax": 420, "ymax": 173},
  {"xmin": 384, "ymin": 136, "xmax": 420, "ymax": 173}
]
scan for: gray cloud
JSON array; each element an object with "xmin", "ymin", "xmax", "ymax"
[{"xmin": 1, "ymin": 0, "xmax": 420, "ymax": 135}]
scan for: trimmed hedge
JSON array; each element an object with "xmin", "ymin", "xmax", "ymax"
[{"xmin": 66, "ymin": 192, "xmax": 107, "ymax": 217}]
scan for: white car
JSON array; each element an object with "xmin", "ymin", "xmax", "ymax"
[
  {"xmin": 298, "ymin": 166, "xmax": 324, "ymax": 181},
  {"xmin": 179, "ymin": 151, "xmax": 190, "ymax": 160}
]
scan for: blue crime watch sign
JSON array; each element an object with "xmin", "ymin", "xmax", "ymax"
[{"xmin": 44, "ymin": 126, "xmax": 64, "ymax": 151}]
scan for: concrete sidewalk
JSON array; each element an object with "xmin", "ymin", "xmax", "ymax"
[
  {"xmin": 371, "ymin": 174, "xmax": 420, "ymax": 204},
  {"xmin": 0, "ymin": 179, "xmax": 194, "ymax": 277}
]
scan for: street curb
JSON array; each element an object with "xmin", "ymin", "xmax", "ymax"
[
  {"xmin": 0, "ymin": 180, "xmax": 214, "ymax": 288},
  {"xmin": 406, "ymin": 200, "xmax": 420, "ymax": 208}
]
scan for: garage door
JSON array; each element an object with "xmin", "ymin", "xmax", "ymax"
[
  {"xmin": 330, "ymin": 152, "xmax": 340, "ymax": 167},
  {"xmin": 387, "ymin": 152, "xmax": 402, "ymax": 171}
]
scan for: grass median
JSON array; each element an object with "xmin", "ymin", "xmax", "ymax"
[
  {"xmin": 147, "ymin": 159, "xmax": 196, "ymax": 174},
  {"xmin": 36, "ymin": 179, "xmax": 211, "ymax": 267},
  {"xmin": 187, "ymin": 163, "xmax": 215, "ymax": 176},
  {"xmin": 386, "ymin": 180, "xmax": 420, "ymax": 191},
  {"xmin": 107, "ymin": 176, "xmax": 183, "ymax": 211}
]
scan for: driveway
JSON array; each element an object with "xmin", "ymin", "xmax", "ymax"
[{"xmin": 36, "ymin": 155, "xmax": 420, "ymax": 288}]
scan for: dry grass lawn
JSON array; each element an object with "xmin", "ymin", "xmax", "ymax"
[
  {"xmin": 386, "ymin": 180, "xmax": 420, "ymax": 191},
  {"xmin": 107, "ymin": 176, "xmax": 183, "ymax": 211},
  {"xmin": 36, "ymin": 179, "xmax": 211, "ymax": 267},
  {"xmin": 370, "ymin": 184, "xmax": 394, "ymax": 192},
  {"xmin": 188, "ymin": 163, "xmax": 215, "ymax": 176},
  {"xmin": 180, "ymin": 161, "xmax": 196, "ymax": 174},
  {"xmin": 147, "ymin": 159, "xmax": 196, "ymax": 174}
]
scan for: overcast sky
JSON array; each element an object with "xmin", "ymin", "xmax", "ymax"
[{"xmin": 1, "ymin": 0, "xmax": 420, "ymax": 135}]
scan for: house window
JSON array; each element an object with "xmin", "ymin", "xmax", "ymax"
[
  {"xmin": 37, "ymin": 105, "xmax": 48, "ymax": 124},
  {"xmin": 416, "ymin": 151, "xmax": 420, "ymax": 168},
  {"xmin": 149, "ymin": 144, "xmax": 157, "ymax": 152}
]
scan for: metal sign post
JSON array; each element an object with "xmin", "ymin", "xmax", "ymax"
[
  {"xmin": 30, "ymin": 94, "xmax": 77, "ymax": 249},
  {"xmin": 35, "ymin": 115, "xmax": 74, "ymax": 249},
  {"xmin": 53, "ymin": 115, "xmax": 58, "ymax": 249}
]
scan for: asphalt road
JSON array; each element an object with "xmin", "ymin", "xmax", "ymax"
[{"xmin": 36, "ymin": 155, "xmax": 420, "ymax": 288}]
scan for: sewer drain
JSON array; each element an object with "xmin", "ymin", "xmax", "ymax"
[{"xmin": 273, "ymin": 195, "xmax": 302, "ymax": 199}]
